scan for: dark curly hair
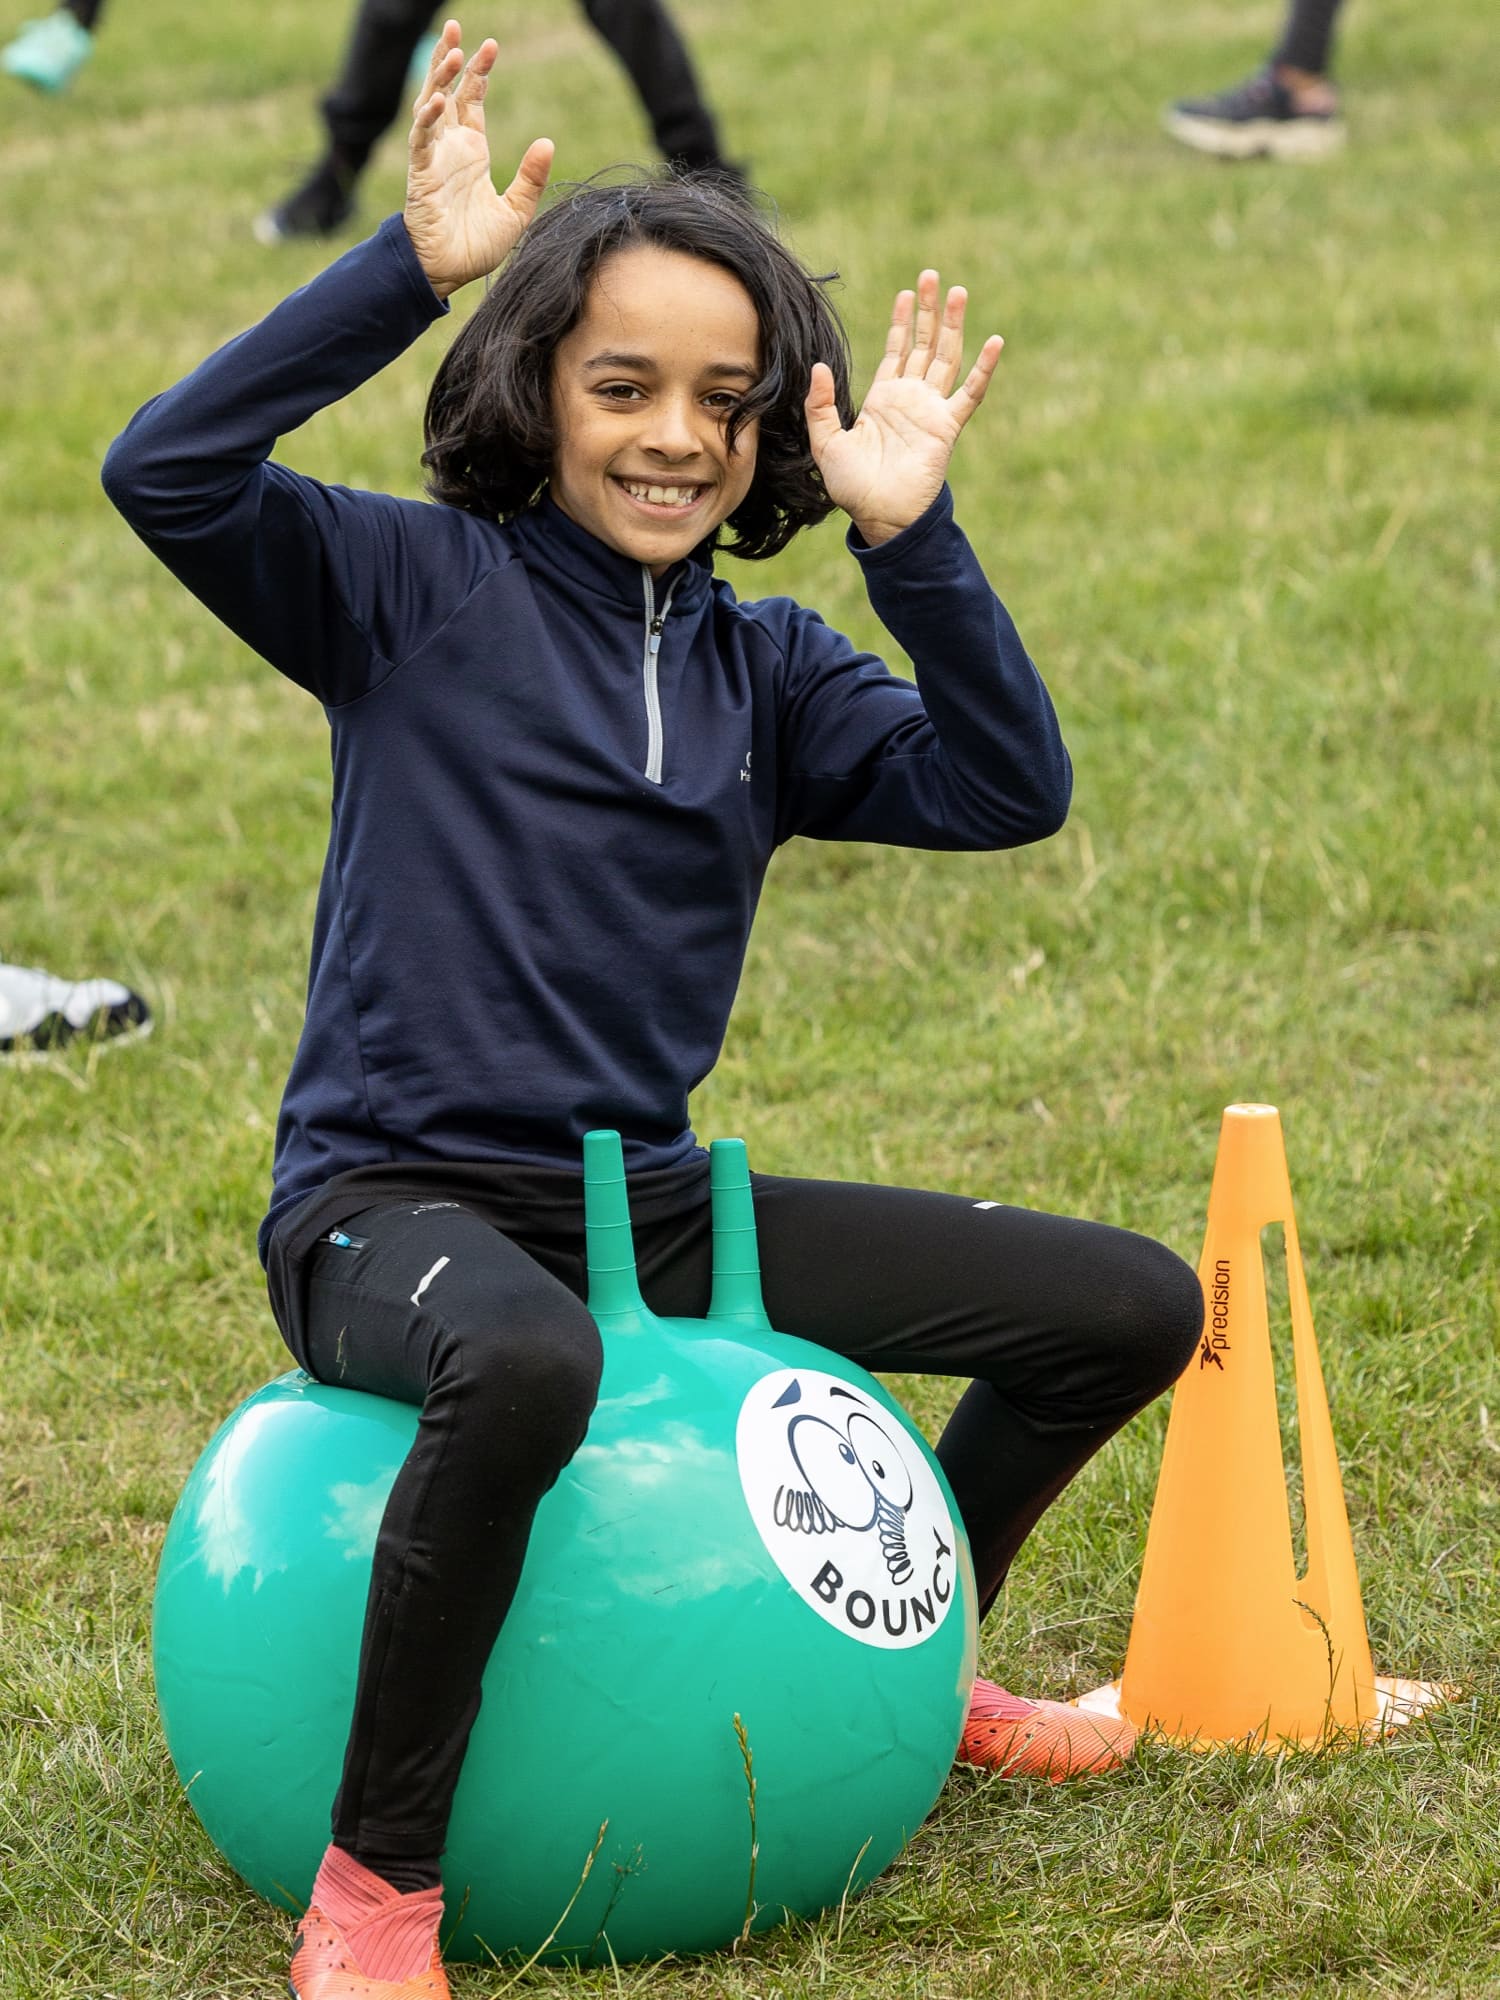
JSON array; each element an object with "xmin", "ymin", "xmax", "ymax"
[{"xmin": 421, "ymin": 170, "xmax": 854, "ymax": 562}]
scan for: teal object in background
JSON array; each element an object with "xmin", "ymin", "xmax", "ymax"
[{"xmin": 153, "ymin": 1134, "xmax": 977, "ymax": 1963}]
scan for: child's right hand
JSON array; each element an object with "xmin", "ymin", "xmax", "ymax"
[{"xmin": 404, "ymin": 20, "xmax": 553, "ymax": 300}]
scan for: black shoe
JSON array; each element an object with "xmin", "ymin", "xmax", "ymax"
[
  {"xmin": 255, "ymin": 154, "xmax": 359, "ymax": 244},
  {"xmin": 1164, "ymin": 66, "xmax": 1344, "ymax": 160}
]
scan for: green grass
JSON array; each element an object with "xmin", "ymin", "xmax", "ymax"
[{"xmin": 2, "ymin": 0, "xmax": 1497, "ymax": 1993}]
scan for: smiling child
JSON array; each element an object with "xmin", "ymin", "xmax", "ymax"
[{"xmin": 103, "ymin": 24, "xmax": 1202, "ymax": 1998}]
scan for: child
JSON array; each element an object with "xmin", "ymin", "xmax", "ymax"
[{"xmin": 104, "ymin": 23, "xmax": 1203, "ymax": 1998}]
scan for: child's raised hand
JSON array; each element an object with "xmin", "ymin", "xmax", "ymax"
[
  {"xmin": 805, "ymin": 273, "xmax": 1004, "ymax": 546},
  {"xmin": 405, "ymin": 20, "xmax": 553, "ymax": 299}
]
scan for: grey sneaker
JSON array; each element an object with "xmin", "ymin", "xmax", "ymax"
[
  {"xmin": 1165, "ymin": 66, "xmax": 1344, "ymax": 160},
  {"xmin": 0, "ymin": 959, "xmax": 151, "ymax": 1059}
]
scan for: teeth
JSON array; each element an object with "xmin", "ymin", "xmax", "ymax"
[{"xmin": 621, "ymin": 481, "xmax": 702, "ymax": 508}]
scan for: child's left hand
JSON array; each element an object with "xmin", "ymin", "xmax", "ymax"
[{"xmin": 805, "ymin": 272, "xmax": 1004, "ymax": 547}]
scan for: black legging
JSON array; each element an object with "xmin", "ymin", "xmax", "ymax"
[
  {"xmin": 320, "ymin": 0, "xmax": 725, "ymax": 174},
  {"xmin": 271, "ymin": 1172, "xmax": 1202, "ymax": 1885},
  {"xmin": 1272, "ymin": 0, "xmax": 1348, "ymax": 77}
]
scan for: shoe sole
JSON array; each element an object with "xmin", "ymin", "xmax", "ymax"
[
  {"xmin": 0, "ymin": 1016, "xmax": 153, "ymax": 1065},
  {"xmin": 1163, "ymin": 109, "xmax": 1345, "ymax": 161},
  {"xmin": 252, "ymin": 205, "xmax": 356, "ymax": 245},
  {"xmin": 2, "ymin": 60, "xmax": 79, "ymax": 90}
]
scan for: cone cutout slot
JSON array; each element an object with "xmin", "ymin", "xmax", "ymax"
[
  {"xmin": 1258, "ymin": 1222, "xmax": 1307, "ymax": 1582},
  {"xmin": 1077, "ymin": 1104, "xmax": 1452, "ymax": 1751}
]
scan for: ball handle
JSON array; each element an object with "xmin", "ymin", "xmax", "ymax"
[
  {"xmin": 582, "ymin": 1129, "xmax": 654, "ymax": 1329},
  {"xmin": 708, "ymin": 1138, "xmax": 773, "ymax": 1331}
]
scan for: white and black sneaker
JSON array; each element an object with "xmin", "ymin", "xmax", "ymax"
[
  {"xmin": 0, "ymin": 960, "xmax": 152, "ymax": 1059},
  {"xmin": 1165, "ymin": 66, "xmax": 1345, "ymax": 161}
]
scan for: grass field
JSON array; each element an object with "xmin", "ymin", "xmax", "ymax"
[{"xmin": 1, "ymin": 0, "xmax": 1497, "ymax": 1992}]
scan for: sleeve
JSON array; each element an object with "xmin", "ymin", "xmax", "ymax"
[
  {"xmin": 768, "ymin": 486, "xmax": 1072, "ymax": 851},
  {"xmin": 100, "ymin": 215, "xmax": 478, "ymax": 706}
]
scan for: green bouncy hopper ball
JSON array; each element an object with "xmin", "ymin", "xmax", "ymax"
[{"xmin": 153, "ymin": 1134, "xmax": 978, "ymax": 1962}]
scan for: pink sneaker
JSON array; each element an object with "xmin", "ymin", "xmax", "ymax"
[
  {"xmin": 957, "ymin": 1675, "xmax": 1137, "ymax": 1780},
  {"xmin": 288, "ymin": 1849, "xmax": 449, "ymax": 2000},
  {"xmin": 289, "ymin": 1905, "xmax": 450, "ymax": 1999}
]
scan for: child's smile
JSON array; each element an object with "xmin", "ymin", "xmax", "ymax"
[
  {"xmin": 617, "ymin": 477, "xmax": 708, "ymax": 512},
  {"xmin": 549, "ymin": 245, "xmax": 762, "ymax": 574}
]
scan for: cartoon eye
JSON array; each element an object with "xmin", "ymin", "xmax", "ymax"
[
  {"xmin": 846, "ymin": 1413, "xmax": 913, "ymax": 1511},
  {"xmin": 788, "ymin": 1415, "xmax": 878, "ymax": 1529}
]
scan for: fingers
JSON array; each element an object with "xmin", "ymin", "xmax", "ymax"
[
  {"xmin": 412, "ymin": 19, "xmax": 462, "ymax": 118},
  {"xmin": 873, "ymin": 289, "xmax": 915, "ymax": 382},
  {"xmin": 903, "ymin": 269, "xmax": 940, "ymax": 377},
  {"xmin": 409, "ymin": 28, "xmax": 460, "ymax": 161},
  {"xmin": 949, "ymin": 333, "xmax": 1005, "ymax": 429},
  {"xmin": 409, "ymin": 88, "xmax": 447, "ymax": 162},
  {"xmin": 900, "ymin": 272, "xmax": 967, "ymax": 390},
  {"xmin": 500, "ymin": 134, "xmax": 556, "ymax": 225},
  {"xmin": 931, "ymin": 285, "xmax": 968, "ymax": 395},
  {"xmin": 803, "ymin": 360, "xmax": 844, "ymax": 462},
  {"xmin": 454, "ymin": 36, "xmax": 499, "ymax": 129},
  {"xmin": 882, "ymin": 270, "xmax": 1001, "ymax": 415},
  {"xmin": 411, "ymin": 23, "xmax": 497, "ymax": 140}
]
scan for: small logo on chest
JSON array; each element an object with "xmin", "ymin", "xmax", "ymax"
[{"xmin": 739, "ymin": 749, "xmax": 753, "ymax": 784}]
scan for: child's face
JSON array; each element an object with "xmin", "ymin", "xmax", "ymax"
[{"xmin": 549, "ymin": 247, "xmax": 762, "ymax": 575}]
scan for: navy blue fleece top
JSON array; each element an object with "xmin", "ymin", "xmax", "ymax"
[{"xmin": 101, "ymin": 217, "xmax": 1072, "ymax": 1263}]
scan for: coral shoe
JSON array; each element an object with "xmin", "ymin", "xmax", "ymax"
[
  {"xmin": 957, "ymin": 1676, "xmax": 1137, "ymax": 1781},
  {"xmin": 289, "ymin": 1898, "xmax": 450, "ymax": 2000}
]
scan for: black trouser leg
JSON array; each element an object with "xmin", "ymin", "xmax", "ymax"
[
  {"xmin": 320, "ymin": 0, "xmax": 441, "ymax": 173},
  {"xmin": 637, "ymin": 1176, "xmax": 1205, "ymax": 1617},
  {"xmin": 577, "ymin": 0, "xmax": 724, "ymax": 166},
  {"xmin": 290, "ymin": 1202, "xmax": 602, "ymax": 1878},
  {"xmin": 1272, "ymin": 0, "xmax": 1348, "ymax": 76},
  {"xmin": 274, "ymin": 1176, "xmax": 1200, "ymax": 1863},
  {"xmin": 64, "ymin": 0, "xmax": 104, "ymax": 29}
]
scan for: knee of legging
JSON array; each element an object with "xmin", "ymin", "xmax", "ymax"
[
  {"xmin": 431, "ymin": 1307, "xmax": 604, "ymax": 1468},
  {"xmin": 1089, "ymin": 1233, "xmax": 1204, "ymax": 1408},
  {"xmin": 1011, "ymin": 1232, "xmax": 1203, "ymax": 1424}
]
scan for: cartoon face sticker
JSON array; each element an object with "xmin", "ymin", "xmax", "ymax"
[
  {"xmin": 784, "ymin": 1406, "xmax": 916, "ymax": 1584},
  {"xmin": 737, "ymin": 1368, "xmax": 961, "ymax": 1649}
]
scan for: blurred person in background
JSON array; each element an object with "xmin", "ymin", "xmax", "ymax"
[
  {"xmin": 1165, "ymin": 0, "xmax": 1348, "ymax": 159},
  {"xmin": 257, "ymin": 0, "xmax": 742, "ymax": 242}
]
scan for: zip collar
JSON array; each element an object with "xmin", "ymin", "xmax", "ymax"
[
  {"xmin": 509, "ymin": 494, "xmax": 716, "ymax": 615},
  {"xmin": 640, "ymin": 568, "xmax": 679, "ymax": 785}
]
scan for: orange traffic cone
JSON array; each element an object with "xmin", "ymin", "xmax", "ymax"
[{"xmin": 1076, "ymin": 1104, "xmax": 1451, "ymax": 1750}]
